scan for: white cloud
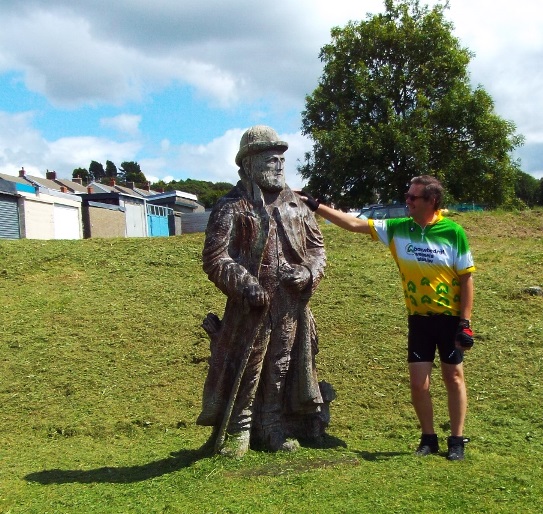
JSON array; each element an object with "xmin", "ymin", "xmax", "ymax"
[
  {"xmin": 101, "ymin": 114, "xmax": 142, "ymax": 136},
  {"xmin": 0, "ymin": 0, "xmax": 542, "ymax": 184},
  {"xmin": 0, "ymin": 111, "xmax": 48, "ymax": 176},
  {"xmin": 0, "ymin": 111, "xmax": 141, "ymax": 177},
  {"xmin": 154, "ymin": 127, "xmax": 311, "ymax": 189},
  {"xmin": 48, "ymin": 136, "xmax": 141, "ymax": 171}
]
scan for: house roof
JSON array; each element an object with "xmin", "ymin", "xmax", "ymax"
[
  {"xmin": 114, "ymin": 184, "xmax": 149, "ymax": 197},
  {"xmin": 4, "ymin": 169, "xmax": 88, "ymax": 194},
  {"xmin": 0, "ymin": 172, "xmax": 34, "ymax": 187},
  {"xmin": 0, "ymin": 173, "xmax": 37, "ymax": 194},
  {"xmin": 148, "ymin": 190, "xmax": 199, "ymax": 202},
  {"xmin": 55, "ymin": 178, "xmax": 88, "ymax": 193},
  {"xmin": 146, "ymin": 190, "xmax": 202, "ymax": 209},
  {"xmin": 24, "ymin": 175, "xmax": 60, "ymax": 190},
  {"xmin": 85, "ymin": 182, "xmax": 146, "ymax": 202},
  {"xmin": 88, "ymin": 182, "xmax": 116, "ymax": 193}
]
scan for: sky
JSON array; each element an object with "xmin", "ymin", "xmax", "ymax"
[{"xmin": 1, "ymin": 0, "xmax": 542, "ymax": 191}]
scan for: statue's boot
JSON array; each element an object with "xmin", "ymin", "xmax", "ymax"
[
  {"xmin": 218, "ymin": 430, "xmax": 250, "ymax": 459},
  {"xmin": 262, "ymin": 422, "xmax": 300, "ymax": 453}
]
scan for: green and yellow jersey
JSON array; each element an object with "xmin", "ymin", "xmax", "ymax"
[{"xmin": 369, "ymin": 212, "xmax": 475, "ymax": 316}]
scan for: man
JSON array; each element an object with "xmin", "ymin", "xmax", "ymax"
[
  {"xmin": 197, "ymin": 126, "xmax": 331, "ymax": 458},
  {"xmin": 299, "ymin": 175, "xmax": 475, "ymax": 460}
]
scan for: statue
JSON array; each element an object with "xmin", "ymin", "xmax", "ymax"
[{"xmin": 197, "ymin": 125, "xmax": 334, "ymax": 458}]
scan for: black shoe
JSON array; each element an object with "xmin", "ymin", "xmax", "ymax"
[
  {"xmin": 447, "ymin": 436, "xmax": 465, "ymax": 461},
  {"xmin": 415, "ymin": 433, "xmax": 439, "ymax": 456}
]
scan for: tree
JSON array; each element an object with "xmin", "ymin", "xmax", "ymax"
[
  {"xmin": 72, "ymin": 167, "xmax": 89, "ymax": 183},
  {"xmin": 514, "ymin": 171, "xmax": 540, "ymax": 207},
  {"xmin": 149, "ymin": 178, "xmax": 234, "ymax": 209},
  {"xmin": 105, "ymin": 160, "xmax": 118, "ymax": 179},
  {"xmin": 119, "ymin": 161, "xmax": 146, "ymax": 185},
  {"xmin": 89, "ymin": 160, "xmax": 106, "ymax": 182},
  {"xmin": 300, "ymin": 0, "xmax": 523, "ymax": 209}
]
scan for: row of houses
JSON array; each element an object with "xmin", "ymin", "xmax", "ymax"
[{"xmin": 0, "ymin": 169, "xmax": 211, "ymax": 240}]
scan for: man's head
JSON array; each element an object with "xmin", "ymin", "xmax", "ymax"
[
  {"xmin": 407, "ymin": 175, "xmax": 444, "ymax": 213},
  {"xmin": 237, "ymin": 126, "xmax": 288, "ymax": 193}
]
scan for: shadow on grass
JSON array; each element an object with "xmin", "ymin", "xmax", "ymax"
[
  {"xmin": 355, "ymin": 450, "xmax": 410, "ymax": 461},
  {"xmin": 24, "ymin": 447, "xmax": 210, "ymax": 485},
  {"xmin": 299, "ymin": 433, "xmax": 347, "ymax": 450}
]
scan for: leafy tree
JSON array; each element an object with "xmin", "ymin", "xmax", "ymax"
[
  {"xmin": 119, "ymin": 161, "xmax": 147, "ymax": 185},
  {"xmin": 300, "ymin": 0, "xmax": 523, "ymax": 209},
  {"xmin": 89, "ymin": 160, "xmax": 106, "ymax": 182},
  {"xmin": 72, "ymin": 167, "xmax": 89, "ymax": 183},
  {"xmin": 514, "ymin": 171, "xmax": 540, "ymax": 207},
  {"xmin": 105, "ymin": 160, "xmax": 118, "ymax": 179}
]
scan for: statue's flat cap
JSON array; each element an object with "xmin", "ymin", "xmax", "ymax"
[{"xmin": 235, "ymin": 125, "xmax": 288, "ymax": 166}]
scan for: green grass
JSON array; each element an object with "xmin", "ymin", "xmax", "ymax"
[{"xmin": 1, "ymin": 210, "xmax": 542, "ymax": 513}]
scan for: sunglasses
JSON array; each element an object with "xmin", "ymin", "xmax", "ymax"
[{"xmin": 404, "ymin": 193, "xmax": 427, "ymax": 201}]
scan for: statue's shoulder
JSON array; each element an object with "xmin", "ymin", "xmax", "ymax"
[
  {"xmin": 210, "ymin": 183, "xmax": 249, "ymax": 216},
  {"xmin": 213, "ymin": 183, "xmax": 241, "ymax": 203}
]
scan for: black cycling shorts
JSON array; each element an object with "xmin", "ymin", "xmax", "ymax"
[{"xmin": 407, "ymin": 314, "xmax": 463, "ymax": 365}]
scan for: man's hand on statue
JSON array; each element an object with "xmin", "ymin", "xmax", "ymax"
[
  {"xmin": 294, "ymin": 190, "xmax": 320, "ymax": 212},
  {"xmin": 279, "ymin": 264, "xmax": 311, "ymax": 291},
  {"xmin": 243, "ymin": 282, "xmax": 269, "ymax": 307}
]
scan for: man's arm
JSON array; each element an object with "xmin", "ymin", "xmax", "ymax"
[
  {"xmin": 456, "ymin": 272, "xmax": 475, "ymax": 350},
  {"xmin": 297, "ymin": 192, "xmax": 372, "ymax": 234},
  {"xmin": 316, "ymin": 203, "xmax": 371, "ymax": 233},
  {"xmin": 459, "ymin": 272, "xmax": 474, "ymax": 321}
]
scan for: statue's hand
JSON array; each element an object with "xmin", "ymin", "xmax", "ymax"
[
  {"xmin": 243, "ymin": 282, "xmax": 269, "ymax": 307},
  {"xmin": 279, "ymin": 264, "xmax": 311, "ymax": 291}
]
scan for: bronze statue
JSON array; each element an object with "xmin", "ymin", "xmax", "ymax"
[{"xmin": 197, "ymin": 125, "xmax": 333, "ymax": 458}]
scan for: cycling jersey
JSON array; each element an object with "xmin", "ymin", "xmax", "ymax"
[{"xmin": 369, "ymin": 213, "xmax": 475, "ymax": 316}]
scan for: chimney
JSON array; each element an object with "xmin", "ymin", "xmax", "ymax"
[
  {"xmin": 19, "ymin": 167, "xmax": 25, "ymax": 177},
  {"xmin": 87, "ymin": 186, "xmax": 94, "ymax": 194},
  {"xmin": 158, "ymin": 188, "xmax": 165, "ymax": 193},
  {"xmin": 127, "ymin": 181, "xmax": 135, "ymax": 189},
  {"xmin": 46, "ymin": 170, "xmax": 57, "ymax": 180},
  {"xmin": 72, "ymin": 176, "xmax": 82, "ymax": 185},
  {"xmin": 145, "ymin": 181, "xmax": 151, "ymax": 192},
  {"xmin": 60, "ymin": 186, "xmax": 68, "ymax": 193},
  {"xmin": 109, "ymin": 178, "xmax": 116, "ymax": 187}
]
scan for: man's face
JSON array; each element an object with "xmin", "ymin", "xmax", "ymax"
[
  {"xmin": 245, "ymin": 150, "xmax": 286, "ymax": 192},
  {"xmin": 405, "ymin": 183, "xmax": 433, "ymax": 217}
]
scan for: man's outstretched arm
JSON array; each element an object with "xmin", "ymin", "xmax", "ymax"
[{"xmin": 296, "ymin": 191, "xmax": 372, "ymax": 234}]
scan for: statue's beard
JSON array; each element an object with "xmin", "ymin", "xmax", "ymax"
[{"xmin": 254, "ymin": 170, "xmax": 285, "ymax": 192}]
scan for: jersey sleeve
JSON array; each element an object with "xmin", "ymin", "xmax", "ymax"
[
  {"xmin": 369, "ymin": 218, "xmax": 407, "ymax": 247},
  {"xmin": 455, "ymin": 226, "xmax": 476, "ymax": 274},
  {"xmin": 369, "ymin": 218, "xmax": 390, "ymax": 245}
]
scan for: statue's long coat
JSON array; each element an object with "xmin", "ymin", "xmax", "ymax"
[{"xmin": 197, "ymin": 181, "xmax": 326, "ymax": 436}]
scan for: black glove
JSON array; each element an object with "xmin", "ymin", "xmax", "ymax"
[
  {"xmin": 456, "ymin": 320, "xmax": 474, "ymax": 349},
  {"xmin": 298, "ymin": 190, "xmax": 320, "ymax": 212}
]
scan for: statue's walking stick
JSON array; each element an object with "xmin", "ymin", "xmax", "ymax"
[{"xmin": 214, "ymin": 300, "xmax": 269, "ymax": 453}]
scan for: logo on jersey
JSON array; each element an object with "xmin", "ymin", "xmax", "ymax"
[{"xmin": 405, "ymin": 243, "xmax": 446, "ymax": 263}]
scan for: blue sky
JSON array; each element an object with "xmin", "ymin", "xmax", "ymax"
[{"xmin": 1, "ymin": 0, "xmax": 542, "ymax": 191}]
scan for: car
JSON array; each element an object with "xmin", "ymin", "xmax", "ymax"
[{"xmin": 356, "ymin": 204, "xmax": 408, "ymax": 219}]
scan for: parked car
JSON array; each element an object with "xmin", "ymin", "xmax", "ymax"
[{"xmin": 356, "ymin": 204, "xmax": 408, "ymax": 219}]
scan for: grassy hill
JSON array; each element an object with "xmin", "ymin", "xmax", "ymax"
[{"xmin": 1, "ymin": 210, "xmax": 542, "ymax": 513}]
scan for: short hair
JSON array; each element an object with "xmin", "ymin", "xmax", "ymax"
[{"xmin": 410, "ymin": 175, "xmax": 444, "ymax": 211}]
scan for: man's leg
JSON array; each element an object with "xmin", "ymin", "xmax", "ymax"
[
  {"xmin": 409, "ymin": 361, "xmax": 435, "ymax": 434},
  {"xmin": 441, "ymin": 362, "xmax": 467, "ymax": 437}
]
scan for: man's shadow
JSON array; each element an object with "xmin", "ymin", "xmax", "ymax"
[
  {"xmin": 355, "ymin": 450, "xmax": 410, "ymax": 461},
  {"xmin": 24, "ymin": 447, "xmax": 210, "ymax": 485}
]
